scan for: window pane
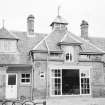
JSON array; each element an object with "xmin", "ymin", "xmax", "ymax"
[
  {"xmin": 81, "ymin": 70, "xmax": 90, "ymax": 94},
  {"xmin": 87, "ymin": 84, "xmax": 89, "ymax": 88},
  {"xmin": 8, "ymin": 75, "xmax": 16, "ymax": 85},
  {"xmin": 26, "ymin": 74, "xmax": 30, "ymax": 78},
  {"xmin": 58, "ymin": 90, "xmax": 61, "ymax": 95},
  {"xmin": 22, "ymin": 74, "xmax": 25, "ymax": 78},
  {"xmin": 66, "ymin": 53, "xmax": 69, "ymax": 60},
  {"xmin": 55, "ymin": 70, "xmax": 58, "ymax": 77},
  {"xmin": 58, "ymin": 70, "xmax": 61, "ymax": 77},
  {"xmin": 70, "ymin": 54, "xmax": 72, "ymax": 61},
  {"xmin": 26, "ymin": 79, "xmax": 30, "ymax": 82},
  {"xmin": 55, "ymin": 90, "xmax": 58, "ymax": 95},
  {"xmin": 51, "ymin": 69, "xmax": 61, "ymax": 95},
  {"xmin": 21, "ymin": 79, "xmax": 25, "ymax": 82},
  {"xmin": 87, "ymin": 89, "xmax": 90, "ymax": 93}
]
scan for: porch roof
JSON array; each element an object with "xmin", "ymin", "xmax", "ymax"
[{"xmin": 0, "ymin": 64, "xmax": 32, "ymax": 72}]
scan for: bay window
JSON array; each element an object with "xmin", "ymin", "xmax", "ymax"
[{"xmin": 51, "ymin": 68, "xmax": 90, "ymax": 96}]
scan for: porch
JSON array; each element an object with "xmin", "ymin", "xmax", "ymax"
[{"xmin": 0, "ymin": 64, "xmax": 33, "ymax": 100}]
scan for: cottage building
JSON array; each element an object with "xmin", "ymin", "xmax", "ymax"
[{"xmin": 0, "ymin": 13, "xmax": 104, "ymax": 105}]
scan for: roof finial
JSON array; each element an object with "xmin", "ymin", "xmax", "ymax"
[
  {"xmin": 2, "ymin": 19, "xmax": 5, "ymax": 28},
  {"xmin": 57, "ymin": 5, "xmax": 61, "ymax": 16}
]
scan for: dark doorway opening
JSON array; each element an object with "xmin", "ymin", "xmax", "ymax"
[{"xmin": 62, "ymin": 69, "xmax": 80, "ymax": 95}]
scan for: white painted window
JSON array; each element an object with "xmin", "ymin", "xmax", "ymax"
[
  {"xmin": 0, "ymin": 39, "xmax": 17, "ymax": 53},
  {"xmin": 65, "ymin": 46, "xmax": 74, "ymax": 62},
  {"xmin": 80, "ymin": 69, "xmax": 90, "ymax": 94},
  {"xmin": 51, "ymin": 69, "xmax": 62, "ymax": 95},
  {"xmin": 51, "ymin": 69, "xmax": 90, "ymax": 96},
  {"xmin": 21, "ymin": 73, "xmax": 31, "ymax": 84}
]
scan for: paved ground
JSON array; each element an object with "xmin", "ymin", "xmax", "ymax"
[
  {"xmin": 0, "ymin": 97, "xmax": 105, "ymax": 105},
  {"xmin": 46, "ymin": 97, "xmax": 105, "ymax": 105}
]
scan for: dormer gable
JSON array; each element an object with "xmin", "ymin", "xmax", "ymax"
[{"xmin": 0, "ymin": 27, "xmax": 19, "ymax": 53}]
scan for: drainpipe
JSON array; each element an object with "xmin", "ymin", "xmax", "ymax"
[
  {"xmin": 30, "ymin": 51, "xmax": 34, "ymax": 100},
  {"xmin": 45, "ymin": 40, "xmax": 50, "ymax": 101}
]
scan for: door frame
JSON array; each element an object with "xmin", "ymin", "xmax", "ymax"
[{"xmin": 5, "ymin": 73, "xmax": 17, "ymax": 99}]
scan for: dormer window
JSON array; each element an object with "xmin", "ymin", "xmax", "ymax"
[
  {"xmin": 0, "ymin": 27, "xmax": 18, "ymax": 53},
  {"xmin": 0, "ymin": 39, "xmax": 17, "ymax": 53},
  {"xmin": 65, "ymin": 46, "xmax": 74, "ymax": 62},
  {"xmin": 66, "ymin": 52, "xmax": 73, "ymax": 62},
  {"xmin": 66, "ymin": 53, "xmax": 69, "ymax": 60}
]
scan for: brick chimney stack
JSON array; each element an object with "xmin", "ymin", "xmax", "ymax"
[
  {"xmin": 80, "ymin": 20, "xmax": 88, "ymax": 39},
  {"xmin": 27, "ymin": 14, "xmax": 35, "ymax": 35}
]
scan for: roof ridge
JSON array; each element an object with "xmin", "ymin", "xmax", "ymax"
[
  {"xmin": 68, "ymin": 32, "xmax": 82, "ymax": 43},
  {"xmin": 60, "ymin": 32, "xmax": 68, "ymax": 42},
  {"xmin": 9, "ymin": 31, "xmax": 19, "ymax": 39},
  {"xmin": 33, "ymin": 30, "xmax": 55, "ymax": 50},
  {"xmin": 11, "ymin": 30, "xmax": 47, "ymax": 35},
  {"xmin": 60, "ymin": 31, "xmax": 82, "ymax": 44},
  {"xmin": 45, "ymin": 40, "xmax": 49, "ymax": 53}
]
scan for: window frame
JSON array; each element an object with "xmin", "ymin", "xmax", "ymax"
[
  {"xmin": 0, "ymin": 39, "xmax": 17, "ymax": 53},
  {"xmin": 20, "ymin": 73, "xmax": 31, "ymax": 85},
  {"xmin": 65, "ymin": 46, "xmax": 74, "ymax": 62},
  {"xmin": 50, "ymin": 66, "xmax": 91, "ymax": 96}
]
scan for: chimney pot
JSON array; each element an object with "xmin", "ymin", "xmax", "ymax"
[
  {"xmin": 27, "ymin": 14, "xmax": 35, "ymax": 35},
  {"xmin": 80, "ymin": 20, "xmax": 89, "ymax": 39}
]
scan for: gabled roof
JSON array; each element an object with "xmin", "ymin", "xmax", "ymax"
[
  {"xmin": 33, "ymin": 29, "xmax": 67, "ymax": 52},
  {"xmin": 58, "ymin": 32, "xmax": 82, "ymax": 45},
  {"xmin": 32, "ymin": 29, "xmax": 105, "ymax": 55},
  {"xmin": 12, "ymin": 31, "xmax": 46, "ymax": 53},
  {"xmin": 33, "ymin": 40, "xmax": 48, "ymax": 52},
  {"xmin": 11, "ymin": 31, "xmax": 46, "ymax": 64},
  {"xmin": 68, "ymin": 33, "xmax": 105, "ymax": 54},
  {"xmin": 0, "ymin": 27, "xmax": 19, "ymax": 40}
]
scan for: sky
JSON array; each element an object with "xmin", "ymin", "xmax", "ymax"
[{"xmin": 0, "ymin": 0, "xmax": 105, "ymax": 37}]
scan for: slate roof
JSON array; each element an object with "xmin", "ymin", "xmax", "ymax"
[
  {"xmin": 33, "ymin": 29, "xmax": 105, "ymax": 54},
  {"xmin": 12, "ymin": 31, "xmax": 46, "ymax": 53},
  {"xmin": 0, "ymin": 27, "xmax": 19, "ymax": 40},
  {"xmin": 0, "ymin": 27, "xmax": 46, "ymax": 64},
  {"xmin": 66, "ymin": 32, "xmax": 105, "ymax": 54},
  {"xmin": 58, "ymin": 32, "xmax": 82, "ymax": 45},
  {"xmin": 12, "ymin": 31, "xmax": 46, "ymax": 64},
  {"xmin": 89, "ymin": 37, "xmax": 105, "ymax": 52},
  {"xmin": 0, "ymin": 16, "xmax": 105, "ymax": 65},
  {"xmin": 33, "ymin": 29, "xmax": 67, "ymax": 52}
]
